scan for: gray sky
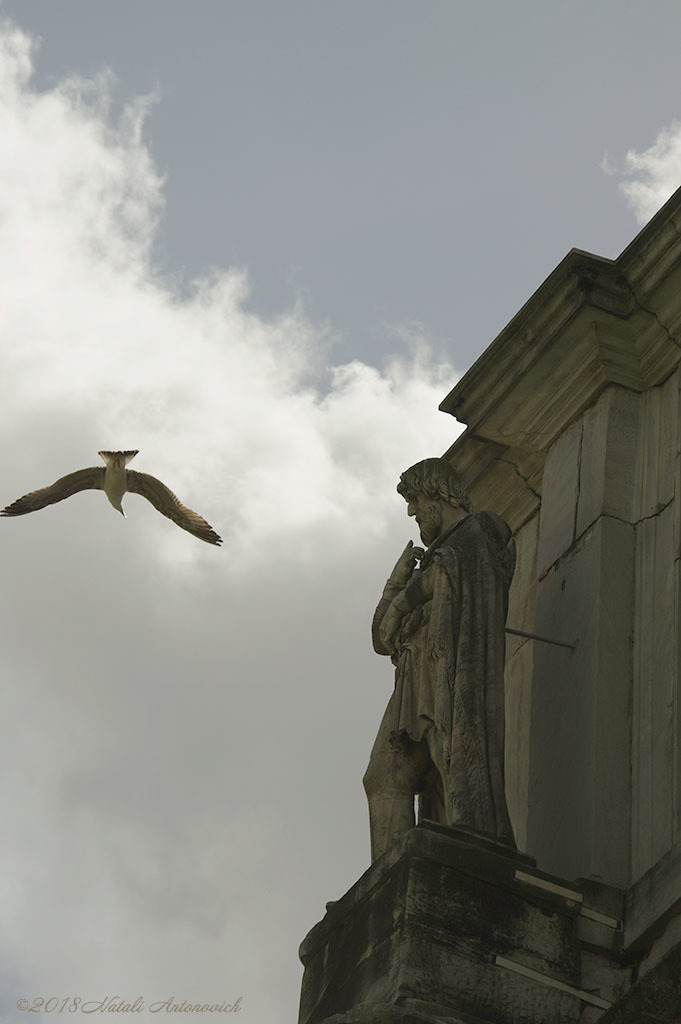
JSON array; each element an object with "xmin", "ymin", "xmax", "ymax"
[
  {"xmin": 0, "ymin": 3, "xmax": 680, "ymax": 1023},
  {"xmin": 6, "ymin": 0, "xmax": 679, "ymax": 367}
]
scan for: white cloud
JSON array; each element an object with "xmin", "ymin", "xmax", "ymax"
[
  {"xmin": 0, "ymin": 21, "xmax": 463, "ymax": 1024},
  {"xmin": 609, "ymin": 120, "xmax": 681, "ymax": 225},
  {"xmin": 0, "ymin": 25, "xmax": 456, "ymax": 563}
]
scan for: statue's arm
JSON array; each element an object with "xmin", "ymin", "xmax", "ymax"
[
  {"xmin": 372, "ymin": 541, "xmax": 424, "ymax": 655},
  {"xmin": 402, "ymin": 562, "xmax": 435, "ymax": 609},
  {"xmin": 372, "ymin": 580, "xmax": 404, "ymax": 655}
]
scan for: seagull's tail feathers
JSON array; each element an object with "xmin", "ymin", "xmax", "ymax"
[{"xmin": 98, "ymin": 450, "xmax": 139, "ymax": 468}]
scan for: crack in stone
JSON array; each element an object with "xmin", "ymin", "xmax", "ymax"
[
  {"xmin": 573, "ymin": 423, "xmax": 584, "ymax": 547},
  {"xmin": 634, "ymin": 497, "xmax": 674, "ymax": 525},
  {"xmin": 495, "ymin": 455, "xmax": 542, "ymax": 504},
  {"xmin": 587, "ymin": 498, "xmax": 674, "ymax": 530},
  {"xmin": 537, "ymin": 529, "xmax": 588, "ymax": 583},
  {"xmin": 620, "ymin": 274, "xmax": 681, "ymax": 351},
  {"xmin": 537, "ymin": 502, "xmax": 673, "ymax": 582}
]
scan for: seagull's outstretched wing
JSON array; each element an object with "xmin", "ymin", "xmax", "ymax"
[
  {"xmin": 1, "ymin": 467, "xmax": 105, "ymax": 516},
  {"xmin": 126, "ymin": 470, "xmax": 222, "ymax": 545}
]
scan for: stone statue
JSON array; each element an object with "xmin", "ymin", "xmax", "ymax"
[{"xmin": 363, "ymin": 457, "xmax": 516, "ymax": 860}]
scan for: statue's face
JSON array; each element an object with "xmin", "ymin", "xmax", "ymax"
[{"xmin": 406, "ymin": 492, "xmax": 443, "ymax": 546}]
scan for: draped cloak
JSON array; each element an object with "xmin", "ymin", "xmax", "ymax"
[{"xmin": 373, "ymin": 511, "xmax": 516, "ymax": 845}]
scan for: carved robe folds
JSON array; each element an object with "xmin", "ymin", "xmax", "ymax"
[{"xmin": 366, "ymin": 512, "xmax": 516, "ymax": 856}]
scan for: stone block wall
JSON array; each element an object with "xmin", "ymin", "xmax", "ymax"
[
  {"xmin": 630, "ymin": 370, "xmax": 680, "ymax": 883},
  {"xmin": 492, "ymin": 374, "xmax": 681, "ymax": 896},
  {"xmin": 491, "ymin": 370, "xmax": 681, "ymax": 972},
  {"xmin": 504, "ymin": 513, "xmax": 539, "ymax": 853}
]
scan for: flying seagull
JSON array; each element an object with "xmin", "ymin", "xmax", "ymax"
[{"xmin": 1, "ymin": 450, "xmax": 222, "ymax": 545}]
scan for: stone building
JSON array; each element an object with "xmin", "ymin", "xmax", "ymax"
[{"xmin": 298, "ymin": 188, "xmax": 681, "ymax": 1023}]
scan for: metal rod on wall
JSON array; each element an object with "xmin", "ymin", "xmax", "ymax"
[{"xmin": 505, "ymin": 626, "xmax": 576, "ymax": 651}]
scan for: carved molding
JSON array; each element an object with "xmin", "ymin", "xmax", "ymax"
[{"xmin": 440, "ymin": 188, "xmax": 681, "ymax": 529}]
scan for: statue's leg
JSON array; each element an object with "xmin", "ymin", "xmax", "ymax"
[
  {"xmin": 426, "ymin": 725, "xmax": 469, "ymax": 830},
  {"xmin": 425, "ymin": 722, "xmax": 516, "ymax": 846},
  {"xmin": 363, "ymin": 722, "xmax": 431, "ymax": 862},
  {"xmin": 417, "ymin": 763, "xmax": 446, "ymax": 825}
]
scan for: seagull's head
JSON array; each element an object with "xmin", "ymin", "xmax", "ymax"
[{"xmin": 107, "ymin": 495, "xmax": 127, "ymax": 518}]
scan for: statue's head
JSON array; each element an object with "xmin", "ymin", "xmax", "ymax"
[{"xmin": 397, "ymin": 458, "xmax": 472, "ymax": 545}]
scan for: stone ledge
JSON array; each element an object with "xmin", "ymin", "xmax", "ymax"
[
  {"xmin": 440, "ymin": 187, "xmax": 681, "ymax": 443},
  {"xmin": 299, "ymin": 823, "xmax": 536, "ymax": 965},
  {"xmin": 624, "ymin": 841, "xmax": 681, "ymax": 951},
  {"xmin": 437, "ymin": 192, "xmax": 681, "ymax": 539},
  {"xmin": 597, "ymin": 939, "xmax": 681, "ymax": 1024},
  {"xmin": 319, "ymin": 998, "xmax": 493, "ymax": 1024},
  {"xmin": 299, "ymin": 823, "xmax": 590, "ymax": 1024}
]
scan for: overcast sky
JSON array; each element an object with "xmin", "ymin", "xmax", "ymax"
[{"xmin": 0, "ymin": 3, "xmax": 680, "ymax": 1023}]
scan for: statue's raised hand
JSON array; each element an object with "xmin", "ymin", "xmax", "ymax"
[{"xmin": 388, "ymin": 540, "xmax": 424, "ymax": 587}]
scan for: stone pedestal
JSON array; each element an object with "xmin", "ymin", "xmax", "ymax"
[{"xmin": 299, "ymin": 823, "xmax": 623, "ymax": 1024}]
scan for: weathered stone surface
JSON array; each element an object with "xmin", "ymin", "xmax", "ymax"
[
  {"xmin": 440, "ymin": 199, "xmax": 681, "ymax": 446},
  {"xmin": 504, "ymin": 636, "xmax": 532, "ymax": 853},
  {"xmin": 501, "ymin": 512, "xmax": 539, "ymax": 851},
  {"xmin": 506, "ymin": 512, "xmax": 539, "ymax": 634},
  {"xmin": 317, "ymin": 1002, "xmax": 483, "ymax": 1023},
  {"xmin": 632, "ymin": 503, "xmax": 676, "ymax": 881},
  {"xmin": 624, "ymin": 842, "xmax": 681, "ymax": 951},
  {"xmin": 597, "ymin": 939, "xmax": 681, "ymax": 1024},
  {"xmin": 318, "ymin": 1001, "xmax": 492, "ymax": 1023},
  {"xmin": 535, "ymin": 418, "xmax": 582, "ymax": 578},
  {"xmin": 528, "ymin": 516, "xmax": 634, "ymax": 887},
  {"xmin": 575, "ymin": 386, "xmax": 640, "ymax": 537},
  {"xmin": 633, "ymin": 370, "xmax": 678, "ymax": 521},
  {"xmin": 299, "ymin": 824, "xmax": 587, "ymax": 1024},
  {"xmin": 580, "ymin": 949, "xmax": 630, "ymax": 1019},
  {"xmin": 637, "ymin": 911, "xmax": 681, "ymax": 978}
]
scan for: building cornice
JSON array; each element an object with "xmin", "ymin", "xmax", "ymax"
[{"xmin": 441, "ymin": 187, "xmax": 681, "ymax": 528}]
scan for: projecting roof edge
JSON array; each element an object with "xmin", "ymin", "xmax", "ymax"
[{"xmin": 440, "ymin": 185, "xmax": 681, "ymax": 428}]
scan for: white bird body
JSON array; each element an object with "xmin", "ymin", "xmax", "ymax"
[
  {"xmin": 100, "ymin": 450, "xmax": 138, "ymax": 516},
  {"xmin": 2, "ymin": 450, "xmax": 222, "ymax": 545}
]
